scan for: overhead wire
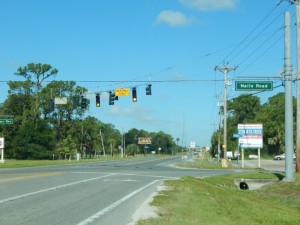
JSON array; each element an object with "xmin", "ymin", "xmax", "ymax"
[{"xmin": 223, "ymin": 0, "xmax": 287, "ymax": 65}]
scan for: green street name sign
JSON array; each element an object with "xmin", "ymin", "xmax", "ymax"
[
  {"xmin": 235, "ymin": 81, "xmax": 273, "ymax": 91},
  {"xmin": 0, "ymin": 118, "xmax": 13, "ymax": 124}
]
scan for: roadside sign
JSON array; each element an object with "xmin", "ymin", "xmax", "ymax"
[
  {"xmin": 55, "ymin": 97, "xmax": 68, "ymax": 104},
  {"xmin": 235, "ymin": 81, "xmax": 273, "ymax": 91},
  {"xmin": 190, "ymin": 141, "xmax": 196, "ymax": 148},
  {"xmin": 238, "ymin": 123, "xmax": 263, "ymax": 148},
  {"xmin": 115, "ymin": 88, "xmax": 130, "ymax": 96},
  {"xmin": 233, "ymin": 133, "xmax": 242, "ymax": 138},
  {"xmin": 0, "ymin": 118, "xmax": 13, "ymax": 124},
  {"xmin": 138, "ymin": 137, "xmax": 152, "ymax": 145},
  {"xmin": 0, "ymin": 137, "xmax": 4, "ymax": 148}
]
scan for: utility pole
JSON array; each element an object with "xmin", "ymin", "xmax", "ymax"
[
  {"xmin": 216, "ymin": 94, "xmax": 223, "ymax": 161},
  {"xmin": 284, "ymin": 11, "xmax": 294, "ymax": 180},
  {"xmin": 215, "ymin": 64, "xmax": 237, "ymax": 160}
]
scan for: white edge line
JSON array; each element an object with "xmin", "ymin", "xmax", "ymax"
[
  {"xmin": 77, "ymin": 180, "xmax": 160, "ymax": 225},
  {"xmin": 0, "ymin": 174, "xmax": 116, "ymax": 204}
]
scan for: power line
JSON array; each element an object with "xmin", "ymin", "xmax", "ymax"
[{"xmin": 223, "ymin": 0, "xmax": 287, "ymax": 64}]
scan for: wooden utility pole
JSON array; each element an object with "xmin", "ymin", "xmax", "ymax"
[{"xmin": 215, "ymin": 64, "xmax": 237, "ymax": 160}]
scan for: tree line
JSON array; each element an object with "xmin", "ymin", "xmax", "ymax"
[
  {"xmin": 0, "ymin": 63, "xmax": 180, "ymax": 160},
  {"xmin": 210, "ymin": 92, "xmax": 296, "ymax": 157}
]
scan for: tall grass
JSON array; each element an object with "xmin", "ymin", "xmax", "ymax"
[{"xmin": 138, "ymin": 173, "xmax": 300, "ymax": 225}]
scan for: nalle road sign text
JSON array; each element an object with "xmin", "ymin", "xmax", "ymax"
[
  {"xmin": 0, "ymin": 118, "xmax": 13, "ymax": 124},
  {"xmin": 235, "ymin": 81, "xmax": 273, "ymax": 91}
]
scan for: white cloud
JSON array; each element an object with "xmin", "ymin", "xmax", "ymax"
[
  {"xmin": 179, "ymin": 0, "xmax": 239, "ymax": 12},
  {"xmin": 156, "ymin": 10, "xmax": 192, "ymax": 27}
]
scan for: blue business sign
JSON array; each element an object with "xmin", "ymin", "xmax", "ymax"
[{"xmin": 233, "ymin": 133, "xmax": 242, "ymax": 138}]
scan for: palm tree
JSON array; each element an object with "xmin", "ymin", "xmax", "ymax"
[
  {"xmin": 176, "ymin": 137, "xmax": 180, "ymax": 146},
  {"xmin": 107, "ymin": 138, "xmax": 117, "ymax": 157}
]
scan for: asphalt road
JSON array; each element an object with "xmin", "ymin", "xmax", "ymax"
[{"xmin": 0, "ymin": 156, "xmax": 242, "ymax": 225}]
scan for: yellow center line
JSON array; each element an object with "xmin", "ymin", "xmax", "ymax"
[{"xmin": 0, "ymin": 172, "xmax": 63, "ymax": 182}]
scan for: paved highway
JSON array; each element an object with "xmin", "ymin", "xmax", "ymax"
[{"xmin": 0, "ymin": 156, "xmax": 242, "ymax": 225}]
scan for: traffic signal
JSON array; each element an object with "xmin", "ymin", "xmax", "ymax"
[
  {"xmin": 109, "ymin": 91, "xmax": 115, "ymax": 105},
  {"xmin": 132, "ymin": 87, "xmax": 137, "ymax": 102},
  {"xmin": 49, "ymin": 99, "xmax": 55, "ymax": 112},
  {"xmin": 81, "ymin": 96, "xmax": 87, "ymax": 108},
  {"xmin": 72, "ymin": 96, "xmax": 79, "ymax": 110},
  {"xmin": 146, "ymin": 84, "xmax": 152, "ymax": 95},
  {"xmin": 96, "ymin": 93, "xmax": 100, "ymax": 107}
]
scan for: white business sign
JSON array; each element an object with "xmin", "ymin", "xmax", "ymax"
[
  {"xmin": 190, "ymin": 141, "xmax": 196, "ymax": 148},
  {"xmin": 0, "ymin": 137, "xmax": 4, "ymax": 148},
  {"xmin": 55, "ymin": 97, "xmax": 68, "ymax": 105},
  {"xmin": 238, "ymin": 124, "xmax": 263, "ymax": 148}
]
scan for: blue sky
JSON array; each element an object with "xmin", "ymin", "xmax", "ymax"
[{"xmin": 0, "ymin": 0, "xmax": 297, "ymax": 147}]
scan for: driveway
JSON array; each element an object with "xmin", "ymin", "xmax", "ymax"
[{"xmin": 233, "ymin": 159, "xmax": 296, "ymax": 172}]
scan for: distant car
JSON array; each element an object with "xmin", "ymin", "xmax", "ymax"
[
  {"xmin": 274, "ymin": 153, "xmax": 285, "ymax": 160},
  {"xmin": 227, "ymin": 151, "xmax": 240, "ymax": 160},
  {"xmin": 249, "ymin": 155, "xmax": 258, "ymax": 160},
  {"xmin": 274, "ymin": 153, "xmax": 296, "ymax": 160}
]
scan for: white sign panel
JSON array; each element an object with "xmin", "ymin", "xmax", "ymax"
[
  {"xmin": 0, "ymin": 137, "xmax": 4, "ymax": 148},
  {"xmin": 238, "ymin": 124, "xmax": 263, "ymax": 148},
  {"xmin": 55, "ymin": 97, "xmax": 68, "ymax": 105},
  {"xmin": 190, "ymin": 141, "xmax": 196, "ymax": 148}
]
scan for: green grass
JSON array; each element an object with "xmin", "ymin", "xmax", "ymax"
[
  {"xmin": 0, "ymin": 154, "xmax": 169, "ymax": 168},
  {"xmin": 176, "ymin": 158, "xmax": 237, "ymax": 170},
  {"xmin": 0, "ymin": 157, "xmax": 123, "ymax": 168},
  {"xmin": 138, "ymin": 173, "xmax": 300, "ymax": 225}
]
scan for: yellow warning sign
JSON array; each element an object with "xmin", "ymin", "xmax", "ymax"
[{"xmin": 115, "ymin": 88, "xmax": 130, "ymax": 96}]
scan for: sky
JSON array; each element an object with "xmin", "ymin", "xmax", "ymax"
[{"xmin": 0, "ymin": 0, "xmax": 297, "ymax": 148}]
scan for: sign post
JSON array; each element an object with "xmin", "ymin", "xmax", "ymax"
[
  {"xmin": 238, "ymin": 124, "xmax": 263, "ymax": 168},
  {"xmin": 233, "ymin": 134, "xmax": 242, "ymax": 167},
  {"xmin": 0, "ymin": 137, "xmax": 4, "ymax": 163}
]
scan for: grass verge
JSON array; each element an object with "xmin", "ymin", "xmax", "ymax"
[
  {"xmin": 176, "ymin": 158, "xmax": 237, "ymax": 170},
  {"xmin": 137, "ymin": 173, "xmax": 300, "ymax": 225},
  {"xmin": 0, "ymin": 157, "xmax": 125, "ymax": 168},
  {"xmin": 0, "ymin": 154, "xmax": 168, "ymax": 168}
]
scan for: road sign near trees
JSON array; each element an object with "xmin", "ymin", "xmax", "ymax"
[
  {"xmin": 0, "ymin": 118, "xmax": 13, "ymax": 124},
  {"xmin": 235, "ymin": 81, "xmax": 273, "ymax": 91}
]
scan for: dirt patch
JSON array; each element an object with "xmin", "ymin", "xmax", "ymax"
[{"xmin": 127, "ymin": 185, "xmax": 171, "ymax": 225}]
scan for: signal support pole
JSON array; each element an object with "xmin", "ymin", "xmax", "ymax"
[
  {"xmin": 291, "ymin": 0, "xmax": 300, "ymax": 172},
  {"xmin": 215, "ymin": 64, "xmax": 237, "ymax": 160},
  {"xmin": 284, "ymin": 12, "xmax": 294, "ymax": 180}
]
